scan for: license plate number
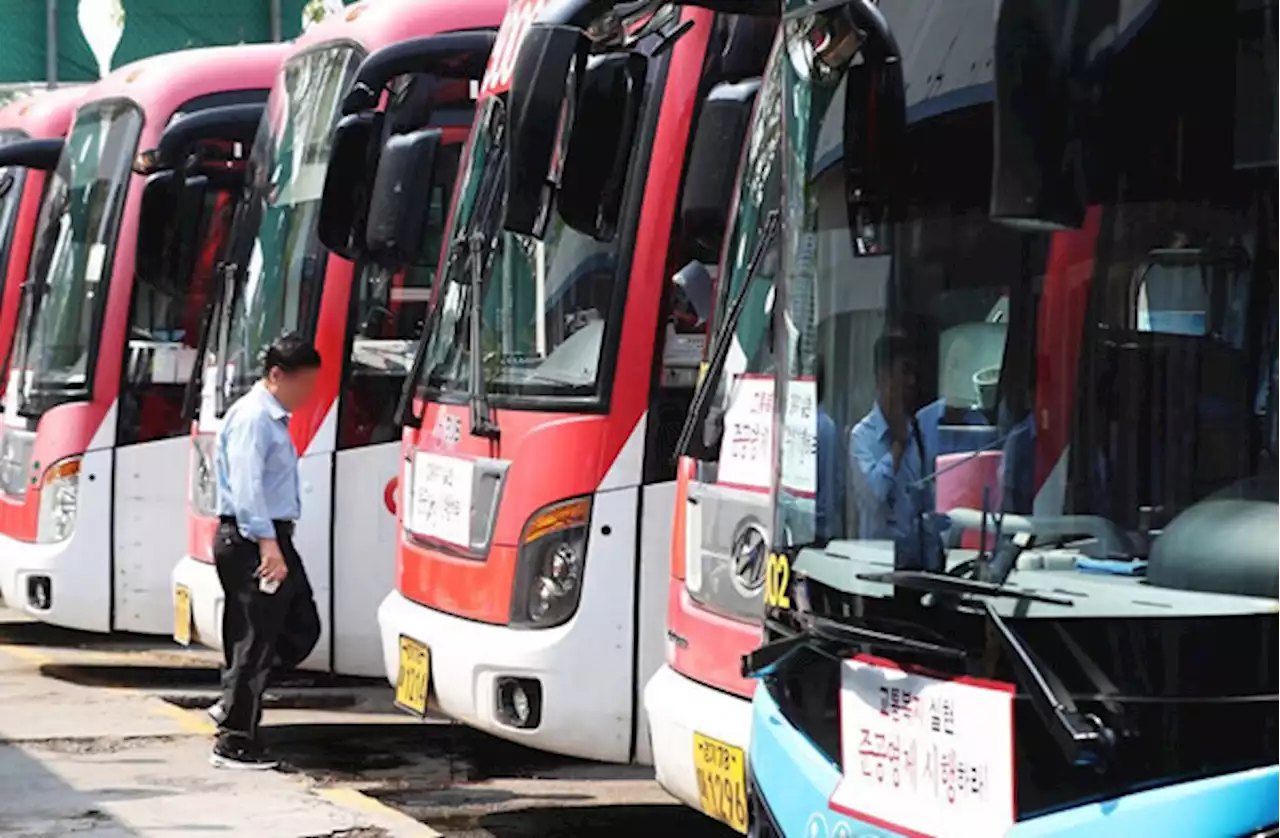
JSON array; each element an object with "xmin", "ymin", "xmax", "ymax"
[
  {"xmin": 173, "ymin": 585, "xmax": 192, "ymax": 646},
  {"xmin": 394, "ymin": 636, "xmax": 430, "ymax": 716},
  {"xmin": 693, "ymin": 732, "xmax": 748, "ymax": 834}
]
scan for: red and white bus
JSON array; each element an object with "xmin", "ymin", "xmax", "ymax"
[
  {"xmin": 0, "ymin": 87, "xmax": 85, "ymax": 411},
  {"xmin": 642, "ymin": 35, "xmax": 781, "ymax": 832},
  {"xmin": 172, "ymin": 0, "xmax": 505, "ymax": 676},
  {"xmin": 380, "ymin": 0, "xmax": 776, "ymax": 763},
  {"xmin": 0, "ymin": 44, "xmax": 286, "ymax": 634}
]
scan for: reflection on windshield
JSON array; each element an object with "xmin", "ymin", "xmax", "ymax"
[
  {"xmin": 755, "ymin": 2, "xmax": 1279, "ymax": 821},
  {"xmin": 415, "ymin": 96, "xmax": 623, "ymax": 405},
  {"xmin": 214, "ymin": 45, "xmax": 359, "ymax": 414},
  {"xmin": 14, "ymin": 101, "xmax": 141, "ymax": 415},
  {"xmin": 776, "ymin": 3, "xmax": 1278, "ymax": 609},
  {"xmin": 706, "ymin": 56, "xmax": 783, "ymax": 488}
]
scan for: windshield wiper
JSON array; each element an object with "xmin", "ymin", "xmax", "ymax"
[
  {"xmin": 181, "ymin": 261, "xmax": 235, "ymax": 424},
  {"xmin": 742, "ymin": 612, "xmax": 968, "ymax": 679},
  {"xmin": 466, "ymin": 230, "xmax": 499, "ymax": 440},
  {"xmin": 856, "ymin": 569, "xmax": 1118, "ymax": 768},
  {"xmin": 673, "ymin": 209, "xmax": 780, "ymax": 462},
  {"xmin": 397, "ymin": 239, "xmax": 467, "ymax": 427},
  {"xmin": 855, "ymin": 570, "xmax": 1074, "ymax": 606},
  {"xmin": 983, "ymin": 600, "xmax": 1117, "ymax": 768}
]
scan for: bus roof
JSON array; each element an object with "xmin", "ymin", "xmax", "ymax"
[
  {"xmin": 0, "ymin": 85, "xmax": 86, "ymax": 138},
  {"xmin": 293, "ymin": 0, "xmax": 506, "ymax": 56},
  {"xmin": 78, "ymin": 42, "xmax": 288, "ymax": 146}
]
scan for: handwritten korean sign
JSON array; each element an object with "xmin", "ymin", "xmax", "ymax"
[
  {"xmin": 828, "ymin": 655, "xmax": 1016, "ymax": 838},
  {"xmin": 779, "ymin": 378, "xmax": 817, "ymax": 497},
  {"xmin": 717, "ymin": 375, "xmax": 819, "ymax": 495},
  {"xmin": 717, "ymin": 374, "xmax": 774, "ymax": 492},
  {"xmin": 407, "ymin": 452, "xmax": 474, "ymax": 548}
]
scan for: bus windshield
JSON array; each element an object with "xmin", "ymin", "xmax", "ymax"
[
  {"xmin": 702, "ymin": 53, "xmax": 783, "ymax": 476},
  {"xmin": 679, "ymin": 53, "xmax": 782, "ymax": 623},
  {"xmin": 773, "ymin": 0, "xmax": 1280, "ymax": 614},
  {"xmin": 213, "ymin": 45, "xmax": 359, "ymax": 414},
  {"xmin": 757, "ymin": 0, "xmax": 1277, "ymax": 816},
  {"xmin": 13, "ymin": 101, "xmax": 141, "ymax": 417},
  {"xmin": 411, "ymin": 94, "xmax": 627, "ymax": 408}
]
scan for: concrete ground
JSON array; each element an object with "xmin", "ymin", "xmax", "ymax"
[{"xmin": 0, "ymin": 608, "xmax": 735, "ymax": 838}]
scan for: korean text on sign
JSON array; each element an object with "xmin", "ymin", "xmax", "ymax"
[
  {"xmin": 828, "ymin": 656, "xmax": 1016, "ymax": 838},
  {"xmin": 408, "ymin": 452, "xmax": 474, "ymax": 548},
  {"xmin": 717, "ymin": 374, "xmax": 775, "ymax": 492}
]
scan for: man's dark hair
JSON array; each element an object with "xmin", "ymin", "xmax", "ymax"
[
  {"xmin": 873, "ymin": 331, "xmax": 912, "ymax": 382},
  {"xmin": 263, "ymin": 333, "xmax": 321, "ymax": 377}
]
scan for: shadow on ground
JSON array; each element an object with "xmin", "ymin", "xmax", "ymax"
[
  {"xmin": 0, "ymin": 619, "xmax": 155, "ymax": 649},
  {"xmin": 258, "ymin": 722, "xmax": 734, "ymax": 837},
  {"xmin": 262, "ymin": 722, "xmax": 574, "ymax": 784},
  {"xmin": 0, "ymin": 742, "xmax": 144, "ymax": 837}
]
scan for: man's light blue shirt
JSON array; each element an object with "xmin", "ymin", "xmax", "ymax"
[
  {"xmin": 216, "ymin": 381, "xmax": 300, "ymax": 541},
  {"xmin": 849, "ymin": 399, "xmax": 943, "ymax": 567}
]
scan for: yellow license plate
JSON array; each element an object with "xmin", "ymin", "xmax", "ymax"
[
  {"xmin": 693, "ymin": 732, "xmax": 748, "ymax": 834},
  {"xmin": 394, "ymin": 635, "xmax": 430, "ymax": 716},
  {"xmin": 173, "ymin": 584, "xmax": 192, "ymax": 646}
]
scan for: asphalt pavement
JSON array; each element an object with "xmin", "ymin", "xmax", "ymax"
[{"xmin": 0, "ymin": 608, "xmax": 736, "ymax": 838}]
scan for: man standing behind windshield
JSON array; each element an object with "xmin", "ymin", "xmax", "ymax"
[
  {"xmin": 209, "ymin": 334, "xmax": 322, "ymax": 770},
  {"xmin": 850, "ymin": 332, "xmax": 942, "ymax": 569}
]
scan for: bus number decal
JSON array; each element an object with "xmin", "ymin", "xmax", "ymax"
[{"xmin": 764, "ymin": 552, "xmax": 791, "ymax": 610}]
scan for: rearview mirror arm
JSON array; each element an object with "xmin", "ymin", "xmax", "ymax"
[{"xmin": 342, "ymin": 31, "xmax": 499, "ymax": 114}]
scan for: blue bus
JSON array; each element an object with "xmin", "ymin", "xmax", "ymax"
[{"xmin": 733, "ymin": 0, "xmax": 1279, "ymax": 835}]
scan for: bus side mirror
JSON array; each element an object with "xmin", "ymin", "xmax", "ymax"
[
  {"xmin": 319, "ymin": 111, "xmax": 385, "ymax": 261},
  {"xmin": 136, "ymin": 171, "xmax": 180, "ymax": 282},
  {"xmin": 989, "ymin": 0, "xmax": 1097, "ymax": 231},
  {"xmin": 503, "ymin": 23, "xmax": 587, "ymax": 238},
  {"xmin": 365, "ymin": 128, "xmax": 442, "ymax": 268},
  {"xmin": 1234, "ymin": 1, "xmax": 1278, "ymax": 171},
  {"xmin": 680, "ymin": 79, "xmax": 761, "ymax": 264},
  {"xmin": 137, "ymin": 171, "xmax": 210, "ymax": 285},
  {"xmin": 0, "ymin": 137, "xmax": 64, "ymax": 171},
  {"xmin": 173, "ymin": 174, "xmax": 211, "ymax": 285},
  {"xmin": 557, "ymin": 52, "xmax": 648, "ymax": 242}
]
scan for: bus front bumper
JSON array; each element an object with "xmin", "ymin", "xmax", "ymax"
[
  {"xmin": 171, "ymin": 554, "xmax": 224, "ymax": 652},
  {"xmin": 378, "ymin": 589, "xmax": 636, "ymax": 764},
  {"xmin": 0, "ymin": 530, "xmax": 110, "ymax": 634},
  {"xmin": 749, "ymin": 685, "xmax": 1280, "ymax": 837},
  {"xmin": 644, "ymin": 663, "xmax": 752, "ymax": 814}
]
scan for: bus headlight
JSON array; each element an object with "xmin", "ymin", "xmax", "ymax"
[
  {"xmin": 510, "ymin": 496, "xmax": 591, "ymax": 628},
  {"xmin": 37, "ymin": 456, "xmax": 81, "ymax": 544}
]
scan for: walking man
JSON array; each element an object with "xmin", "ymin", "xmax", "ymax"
[{"xmin": 210, "ymin": 334, "xmax": 322, "ymax": 769}]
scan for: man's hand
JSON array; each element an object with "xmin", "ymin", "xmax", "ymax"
[{"xmin": 258, "ymin": 539, "xmax": 288, "ymax": 584}]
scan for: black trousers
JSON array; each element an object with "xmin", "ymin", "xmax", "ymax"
[{"xmin": 213, "ymin": 519, "xmax": 320, "ymax": 745}]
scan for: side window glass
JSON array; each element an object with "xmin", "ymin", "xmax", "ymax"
[{"xmin": 119, "ymin": 190, "xmax": 234, "ymax": 445}]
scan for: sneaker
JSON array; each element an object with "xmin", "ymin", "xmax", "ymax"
[
  {"xmin": 209, "ymin": 740, "xmax": 278, "ymax": 771},
  {"xmin": 207, "ymin": 700, "xmax": 227, "ymax": 726}
]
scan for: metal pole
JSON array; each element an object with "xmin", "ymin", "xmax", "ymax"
[
  {"xmin": 45, "ymin": 0, "xmax": 58, "ymax": 89},
  {"xmin": 269, "ymin": 0, "xmax": 283, "ymax": 42}
]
